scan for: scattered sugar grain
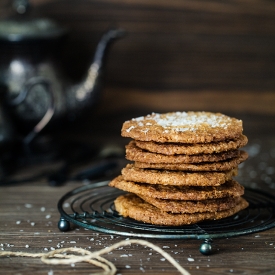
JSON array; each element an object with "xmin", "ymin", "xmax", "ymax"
[
  {"xmin": 126, "ymin": 126, "xmax": 135, "ymax": 133},
  {"xmin": 45, "ymin": 215, "xmax": 51, "ymax": 219},
  {"xmin": 25, "ymin": 245, "xmax": 29, "ymax": 248},
  {"xmin": 40, "ymin": 207, "xmax": 46, "ymax": 212},
  {"xmin": 25, "ymin": 203, "xmax": 32, "ymax": 208},
  {"xmin": 30, "ymin": 222, "xmax": 35, "ymax": 226},
  {"xmin": 125, "ymin": 265, "xmax": 131, "ymax": 269},
  {"xmin": 140, "ymin": 267, "xmax": 145, "ymax": 272},
  {"xmin": 16, "ymin": 221, "xmax": 21, "ymax": 225},
  {"xmin": 187, "ymin": 257, "xmax": 195, "ymax": 262}
]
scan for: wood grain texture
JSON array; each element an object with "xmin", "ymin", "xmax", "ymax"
[
  {"xmin": 1, "ymin": 0, "xmax": 274, "ymax": 91},
  {"xmin": 96, "ymin": 87, "xmax": 275, "ymax": 116}
]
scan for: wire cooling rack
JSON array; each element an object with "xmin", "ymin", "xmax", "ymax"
[{"xmin": 57, "ymin": 181, "xmax": 275, "ymax": 254}]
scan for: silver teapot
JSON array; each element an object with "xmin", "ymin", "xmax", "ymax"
[{"xmin": 0, "ymin": 0, "xmax": 124, "ymax": 143}]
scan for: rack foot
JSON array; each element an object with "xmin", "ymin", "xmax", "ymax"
[
  {"xmin": 58, "ymin": 217, "xmax": 70, "ymax": 231},
  {"xmin": 199, "ymin": 239, "xmax": 212, "ymax": 255}
]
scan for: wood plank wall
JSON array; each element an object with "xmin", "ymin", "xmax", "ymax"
[{"xmin": 1, "ymin": 0, "xmax": 275, "ymax": 116}]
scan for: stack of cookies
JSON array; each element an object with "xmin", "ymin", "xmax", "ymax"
[{"xmin": 109, "ymin": 112, "xmax": 249, "ymax": 226}]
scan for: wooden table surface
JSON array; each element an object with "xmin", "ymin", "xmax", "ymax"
[{"xmin": 0, "ymin": 89, "xmax": 275, "ymax": 274}]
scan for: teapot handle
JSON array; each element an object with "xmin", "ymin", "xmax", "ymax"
[{"xmin": 9, "ymin": 77, "xmax": 55, "ymax": 145}]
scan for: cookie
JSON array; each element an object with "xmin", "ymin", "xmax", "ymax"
[
  {"xmin": 121, "ymin": 112, "xmax": 243, "ymax": 143},
  {"xmin": 122, "ymin": 164, "xmax": 237, "ymax": 186},
  {"xmin": 114, "ymin": 193, "xmax": 249, "ymax": 225},
  {"xmin": 138, "ymin": 194, "xmax": 241, "ymax": 213},
  {"xmin": 109, "ymin": 176, "xmax": 244, "ymax": 200},
  {"xmin": 135, "ymin": 134, "xmax": 248, "ymax": 155},
  {"xmin": 134, "ymin": 150, "xmax": 248, "ymax": 171},
  {"xmin": 126, "ymin": 140, "xmax": 240, "ymax": 163}
]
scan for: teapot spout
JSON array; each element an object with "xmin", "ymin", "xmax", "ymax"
[
  {"xmin": 75, "ymin": 29, "xmax": 125, "ymax": 102},
  {"xmin": 92, "ymin": 29, "xmax": 126, "ymax": 69}
]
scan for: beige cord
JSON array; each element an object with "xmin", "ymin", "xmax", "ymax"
[{"xmin": 0, "ymin": 239, "xmax": 191, "ymax": 275}]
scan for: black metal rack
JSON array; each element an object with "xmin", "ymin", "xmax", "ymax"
[{"xmin": 57, "ymin": 181, "xmax": 275, "ymax": 255}]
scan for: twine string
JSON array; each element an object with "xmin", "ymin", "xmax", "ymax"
[{"xmin": 0, "ymin": 239, "xmax": 190, "ymax": 275}]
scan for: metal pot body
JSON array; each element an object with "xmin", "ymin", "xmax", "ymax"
[{"xmin": 0, "ymin": 35, "xmax": 67, "ymax": 129}]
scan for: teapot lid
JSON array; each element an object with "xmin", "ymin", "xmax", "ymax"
[{"xmin": 0, "ymin": 0, "xmax": 67, "ymax": 42}]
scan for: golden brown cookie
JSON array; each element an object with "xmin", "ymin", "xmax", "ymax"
[
  {"xmin": 135, "ymin": 134, "xmax": 248, "ymax": 155},
  {"xmin": 109, "ymin": 176, "xmax": 244, "ymax": 200},
  {"xmin": 138, "ymin": 194, "xmax": 241, "ymax": 213},
  {"xmin": 134, "ymin": 150, "xmax": 248, "ymax": 171},
  {"xmin": 121, "ymin": 112, "xmax": 243, "ymax": 143},
  {"xmin": 126, "ymin": 140, "xmax": 240, "ymax": 163},
  {"xmin": 122, "ymin": 164, "xmax": 237, "ymax": 186},
  {"xmin": 114, "ymin": 193, "xmax": 249, "ymax": 225}
]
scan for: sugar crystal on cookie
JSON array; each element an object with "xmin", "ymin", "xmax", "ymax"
[
  {"xmin": 150, "ymin": 112, "xmax": 236, "ymax": 131},
  {"xmin": 121, "ymin": 111, "xmax": 243, "ymax": 143}
]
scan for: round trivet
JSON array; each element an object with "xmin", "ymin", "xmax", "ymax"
[{"xmin": 57, "ymin": 181, "xmax": 275, "ymax": 255}]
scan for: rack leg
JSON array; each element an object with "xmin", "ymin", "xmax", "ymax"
[
  {"xmin": 199, "ymin": 239, "xmax": 212, "ymax": 255},
  {"xmin": 58, "ymin": 217, "xmax": 70, "ymax": 232}
]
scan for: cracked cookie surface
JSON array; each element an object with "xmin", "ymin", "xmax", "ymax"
[
  {"xmin": 114, "ymin": 193, "xmax": 249, "ymax": 225},
  {"xmin": 109, "ymin": 176, "xmax": 244, "ymax": 200},
  {"xmin": 135, "ymin": 134, "xmax": 248, "ymax": 155},
  {"xmin": 134, "ymin": 150, "xmax": 248, "ymax": 171},
  {"xmin": 122, "ymin": 164, "xmax": 237, "ymax": 186},
  {"xmin": 138, "ymin": 194, "xmax": 242, "ymax": 213},
  {"xmin": 121, "ymin": 112, "xmax": 243, "ymax": 143},
  {"xmin": 126, "ymin": 140, "xmax": 240, "ymax": 163}
]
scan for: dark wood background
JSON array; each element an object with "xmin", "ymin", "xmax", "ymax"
[
  {"xmin": 1, "ymin": 0, "xmax": 275, "ymax": 92},
  {"xmin": 1, "ymin": 0, "xmax": 274, "ymax": 144}
]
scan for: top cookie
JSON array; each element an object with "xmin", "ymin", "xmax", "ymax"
[{"xmin": 121, "ymin": 112, "xmax": 243, "ymax": 143}]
